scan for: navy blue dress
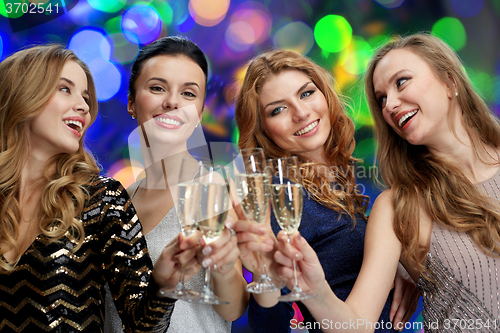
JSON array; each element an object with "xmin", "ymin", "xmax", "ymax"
[{"xmin": 248, "ymin": 189, "xmax": 395, "ymax": 332}]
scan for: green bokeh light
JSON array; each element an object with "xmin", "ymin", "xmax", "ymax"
[
  {"xmin": 342, "ymin": 36, "xmax": 372, "ymax": 75},
  {"xmin": 109, "ymin": 33, "xmax": 140, "ymax": 64},
  {"xmin": 344, "ymin": 80, "xmax": 374, "ymax": 129},
  {"xmin": 431, "ymin": 17, "xmax": 466, "ymax": 51},
  {"xmin": 0, "ymin": 0, "xmax": 8, "ymax": 18},
  {"xmin": 314, "ymin": 15, "xmax": 352, "ymax": 53},
  {"xmin": 151, "ymin": 0, "xmax": 173, "ymax": 25},
  {"xmin": 468, "ymin": 68, "xmax": 496, "ymax": 102},
  {"xmin": 88, "ymin": 0, "xmax": 126, "ymax": 13},
  {"xmin": 367, "ymin": 34, "xmax": 390, "ymax": 49},
  {"xmin": 2, "ymin": 0, "xmax": 30, "ymax": 19},
  {"xmin": 353, "ymin": 137, "xmax": 376, "ymax": 160},
  {"xmin": 104, "ymin": 17, "xmax": 123, "ymax": 35}
]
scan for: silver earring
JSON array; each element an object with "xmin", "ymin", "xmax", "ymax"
[
  {"xmin": 455, "ymin": 92, "xmax": 458, "ymax": 97},
  {"xmin": 131, "ymin": 114, "xmax": 136, "ymax": 119}
]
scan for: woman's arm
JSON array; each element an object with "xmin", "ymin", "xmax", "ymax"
[
  {"xmin": 101, "ymin": 177, "xmax": 198, "ymax": 332},
  {"xmin": 274, "ymin": 190, "xmax": 403, "ymax": 333}
]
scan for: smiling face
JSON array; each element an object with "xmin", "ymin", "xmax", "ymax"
[
  {"xmin": 259, "ymin": 69, "xmax": 331, "ymax": 162},
  {"xmin": 128, "ymin": 55, "xmax": 205, "ymax": 149},
  {"xmin": 28, "ymin": 60, "xmax": 91, "ymax": 160},
  {"xmin": 372, "ymin": 48, "xmax": 455, "ymax": 147}
]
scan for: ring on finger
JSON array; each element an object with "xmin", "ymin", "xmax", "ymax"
[{"xmin": 229, "ymin": 228, "xmax": 236, "ymax": 237}]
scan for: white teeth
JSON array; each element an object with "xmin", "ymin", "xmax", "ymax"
[
  {"xmin": 294, "ymin": 120, "xmax": 319, "ymax": 136},
  {"xmin": 398, "ymin": 110, "xmax": 418, "ymax": 127},
  {"xmin": 156, "ymin": 117, "xmax": 182, "ymax": 126},
  {"xmin": 64, "ymin": 120, "xmax": 83, "ymax": 132}
]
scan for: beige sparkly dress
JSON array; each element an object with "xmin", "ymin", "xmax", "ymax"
[
  {"xmin": 104, "ymin": 180, "xmax": 232, "ymax": 333},
  {"xmin": 417, "ymin": 167, "xmax": 500, "ymax": 332}
]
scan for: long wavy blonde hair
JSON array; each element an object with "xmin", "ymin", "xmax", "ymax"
[
  {"xmin": 235, "ymin": 49, "xmax": 368, "ymax": 219},
  {"xmin": 0, "ymin": 45, "xmax": 100, "ymax": 271},
  {"xmin": 365, "ymin": 33, "xmax": 500, "ymax": 273}
]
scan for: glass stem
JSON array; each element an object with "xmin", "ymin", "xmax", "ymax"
[
  {"xmin": 176, "ymin": 268, "xmax": 186, "ymax": 291},
  {"xmin": 203, "ymin": 266, "xmax": 212, "ymax": 295},
  {"xmin": 291, "ymin": 259, "xmax": 303, "ymax": 294},
  {"xmin": 259, "ymin": 251, "xmax": 269, "ymax": 282}
]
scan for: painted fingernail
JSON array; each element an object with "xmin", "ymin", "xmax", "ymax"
[
  {"xmin": 225, "ymin": 220, "xmax": 233, "ymax": 229},
  {"xmin": 202, "ymin": 258, "xmax": 213, "ymax": 268},
  {"xmin": 202, "ymin": 246, "xmax": 212, "ymax": 256}
]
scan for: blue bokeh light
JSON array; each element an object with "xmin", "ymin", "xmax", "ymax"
[
  {"xmin": 122, "ymin": 5, "xmax": 162, "ymax": 44},
  {"xmin": 450, "ymin": 0, "xmax": 484, "ymax": 17},
  {"xmin": 68, "ymin": 29, "xmax": 111, "ymax": 62}
]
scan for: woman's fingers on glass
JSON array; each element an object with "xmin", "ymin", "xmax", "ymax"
[
  {"xmin": 233, "ymin": 219, "xmax": 266, "ymax": 235},
  {"xmin": 243, "ymin": 237, "xmax": 274, "ymax": 252},
  {"xmin": 275, "ymin": 233, "xmax": 303, "ymax": 261},
  {"xmin": 233, "ymin": 202, "xmax": 247, "ymax": 221},
  {"xmin": 210, "ymin": 246, "xmax": 240, "ymax": 274},
  {"xmin": 174, "ymin": 245, "xmax": 199, "ymax": 265},
  {"xmin": 273, "ymin": 258, "xmax": 295, "ymax": 280},
  {"xmin": 182, "ymin": 258, "xmax": 202, "ymax": 276},
  {"xmin": 178, "ymin": 230, "xmax": 201, "ymax": 250},
  {"xmin": 202, "ymin": 230, "xmax": 240, "ymax": 269},
  {"xmin": 273, "ymin": 249, "xmax": 294, "ymax": 268}
]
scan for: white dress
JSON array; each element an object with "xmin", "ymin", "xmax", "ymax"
[{"xmin": 104, "ymin": 180, "xmax": 232, "ymax": 333}]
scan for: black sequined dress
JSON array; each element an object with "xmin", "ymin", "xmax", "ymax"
[{"xmin": 0, "ymin": 176, "xmax": 175, "ymax": 332}]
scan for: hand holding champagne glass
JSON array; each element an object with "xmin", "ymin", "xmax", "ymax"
[
  {"xmin": 158, "ymin": 157, "xmax": 202, "ymax": 301},
  {"xmin": 267, "ymin": 156, "xmax": 317, "ymax": 302},
  {"xmin": 233, "ymin": 148, "xmax": 283, "ymax": 293},
  {"xmin": 195, "ymin": 161, "xmax": 231, "ymax": 305}
]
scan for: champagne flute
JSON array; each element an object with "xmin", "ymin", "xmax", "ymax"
[
  {"xmin": 233, "ymin": 148, "xmax": 284, "ymax": 293},
  {"xmin": 158, "ymin": 157, "xmax": 202, "ymax": 301},
  {"xmin": 194, "ymin": 161, "xmax": 231, "ymax": 305},
  {"xmin": 267, "ymin": 156, "xmax": 317, "ymax": 302}
]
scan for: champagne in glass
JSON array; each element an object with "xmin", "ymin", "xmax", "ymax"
[
  {"xmin": 271, "ymin": 183, "xmax": 303, "ymax": 234},
  {"xmin": 158, "ymin": 157, "xmax": 202, "ymax": 302},
  {"xmin": 268, "ymin": 156, "xmax": 317, "ymax": 302},
  {"xmin": 198, "ymin": 183, "xmax": 230, "ymax": 243},
  {"xmin": 235, "ymin": 173, "xmax": 269, "ymax": 225},
  {"xmin": 195, "ymin": 162, "xmax": 231, "ymax": 305},
  {"xmin": 233, "ymin": 148, "xmax": 283, "ymax": 293}
]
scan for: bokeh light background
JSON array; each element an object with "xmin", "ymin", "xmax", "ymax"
[{"xmin": 1, "ymin": 0, "xmax": 500, "ymax": 332}]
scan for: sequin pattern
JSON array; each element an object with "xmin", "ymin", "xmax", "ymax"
[
  {"xmin": 417, "ymin": 168, "xmax": 500, "ymax": 332},
  {"xmin": 0, "ymin": 176, "xmax": 175, "ymax": 332}
]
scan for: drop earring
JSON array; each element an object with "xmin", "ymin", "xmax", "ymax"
[{"xmin": 455, "ymin": 92, "xmax": 458, "ymax": 97}]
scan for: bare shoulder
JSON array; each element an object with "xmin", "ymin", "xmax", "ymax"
[
  {"xmin": 371, "ymin": 189, "xmax": 394, "ymax": 212},
  {"xmin": 366, "ymin": 189, "xmax": 395, "ymax": 229}
]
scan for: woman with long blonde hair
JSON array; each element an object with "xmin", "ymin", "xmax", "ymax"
[
  {"xmin": 233, "ymin": 49, "xmax": 417, "ymax": 332},
  {"xmin": 272, "ymin": 33, "xmax": 500, "ymax": 332},
  {"xmin": 0, "ymin": 44, "xmax": 201, "ymax": 332}
]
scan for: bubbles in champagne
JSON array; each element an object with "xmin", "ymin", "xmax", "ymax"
[
  {"xmin": 235, "ymin": 173, "xmax": 269, "ymax": 224},
  {"xmin": 198, "ymin": 183, "xmax": 230, "ymax": 243},
  {"xmin": 271, "ymin": 183, "xmax": 303, "ymax": 234}
]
